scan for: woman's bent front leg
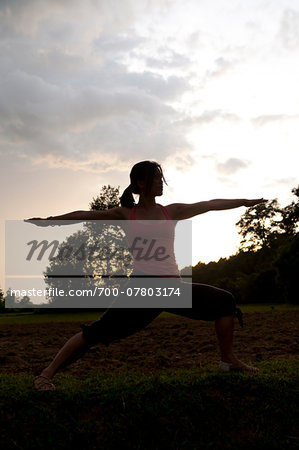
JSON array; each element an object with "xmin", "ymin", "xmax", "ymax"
[{"xmin": 35, "ymin": 331, "xmax": 90, "ymax": 390}]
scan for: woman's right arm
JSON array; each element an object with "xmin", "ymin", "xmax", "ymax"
[{"xmin": 26, "ymin": 206, "xmax": 127, "ymax": 224}]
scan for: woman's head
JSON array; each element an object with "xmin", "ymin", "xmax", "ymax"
[
  {"xmin": 120, "ymin": 161, "xmax": 166, "ymax": 207},
  {"xmin": 130, "ymin": 160, "xmax": 166, "ymax": 195}
]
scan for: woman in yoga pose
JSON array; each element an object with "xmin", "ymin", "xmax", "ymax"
[{"xmin": 31, "ymin": 160, "xmax": 265, "ymax": 390}]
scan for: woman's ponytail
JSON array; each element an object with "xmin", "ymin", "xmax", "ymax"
[{"xmin": 120, "ymin": 184, "xmax": 135, "ymax": 208}]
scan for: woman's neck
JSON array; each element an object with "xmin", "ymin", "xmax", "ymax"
[{"xmin": 137, "ymin": 195, "xmax": 157, "ymax": 209}]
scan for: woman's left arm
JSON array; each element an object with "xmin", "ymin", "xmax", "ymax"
[{"xmin": 167, "ymin": 198, "xmax": 267, "ymax": 220}]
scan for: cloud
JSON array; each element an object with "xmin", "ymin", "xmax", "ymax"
[
  {"xmin": 0, "ymin": 0, "xmax": 193, "ymax": 173},
  {"xmin": 145, "ymin": 48, "xmax": 192, "ymax": 70},
  {"xmin": 94, "ymin": 32, "xmax": 145, "ymax": 55},
  {"xmin": 0, "ymin": 0, "xmax": 175, "ymax": 39},
  {"xmin": 0, "ymin": 0, "xmax": 140, "ymax": 37},
  {"xmin": 0, "ymin": 65, "xmax": 192, "ymax": 170},
  {"xmin": 271, "ymin": 177, "xmax": 298, "ymax": 187},
  {"xmin": 106, "ymin": 68, "xmax": 190, "ymax": 101},
  {"xmin": 205, "ymin": 57, "xmax": 235, "ymax": 79},
  {"xmin": 216, "ymin": 158, "xmax": 249, "ymax": 175},
  {"xmin": 176, "ymin": 110, "xmax": 240, "ymax": 129},
  {"xmin": 278, "ymin": 9, "xmax": 299, "ymax": 49},
  {"xmin": 265, "ymin": 177, "xmax": 298, "ymax": 187},
  {"xmin": 252, "ymin": 114, "xmax": 299, "ymax": 127},
  {"xmin": 164, "ymin": 152, "xmax": 196, "ymax": 173}
]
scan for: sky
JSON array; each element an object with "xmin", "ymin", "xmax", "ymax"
[{"xmin": 1, "ymin": 0, "xmax": 299, "ymax": 290}]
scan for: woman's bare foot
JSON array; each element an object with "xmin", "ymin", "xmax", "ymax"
[
  {"xmin": 34, "ymin": 375, "xmax": 56, "ymax": 391},
  {"xmin": 219, "ymin": 357, "xmax": 258, "ymax": 373}
]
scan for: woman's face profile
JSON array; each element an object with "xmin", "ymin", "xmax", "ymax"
[{"xmin": 150, "ymin": 169, "xmax": 163, "ymax": 196}]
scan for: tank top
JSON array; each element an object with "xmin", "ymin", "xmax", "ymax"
[{"xmin": 125, "ymin": 204, "xmax": 180, "ymax": 277}]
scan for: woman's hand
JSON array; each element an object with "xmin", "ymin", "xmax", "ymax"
[
  {"xmin": 24, "ymin": 217, "xmax": 54, "ymax": 226},
  {"xmin": 244, "ymin": 198, "xmax": 267, "ymax": 207},
  {"xmin": 25, "ymin": 208, "xmax": 126, "ymax": 224}
]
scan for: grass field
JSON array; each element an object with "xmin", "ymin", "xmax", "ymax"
[{"xmin": 0, "ymin": 305, "xmax": 298, "ymax": 449}]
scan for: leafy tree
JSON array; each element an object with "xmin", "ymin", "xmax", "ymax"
[
  {"xmin": 279, "ymin": 186, "xmax": 299, "ymax": 236},
  {"xmin": 236, "ymin": 199, "xmax": 281, "ymax": 251},
  {"xmin": 4, "ymin": 288, "xmax": 18, "ymax": 308},
  {"xmin": 236, "ymin": 187, "xmax": 299, "ymax": 251},
  {"xmin": 45, "ymin": 186, "xmax": 132, "ymax": 308},
  {"xmin": 89, "ymin": 185, "xmax": 120, "ymax": 210},
  {"xmin": 0, "ymin": 288, "xmax": 4, "ymax": 311},
  {"xmin": 17, "ymin": 295, "xmax": 34, "ymax": 307}
]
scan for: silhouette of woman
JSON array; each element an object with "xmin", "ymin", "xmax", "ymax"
[{"xmin": 31, "ymin": 160, "xmax": 265, "ymax": 390}]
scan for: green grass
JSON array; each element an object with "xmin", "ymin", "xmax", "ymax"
[
  {"xmin": 0, "ymin": 360, "xmax": 298, "ymax": 449},
  {"xmin": 0, "ymin": 303, "xmax": 298, "ymax": 324}
]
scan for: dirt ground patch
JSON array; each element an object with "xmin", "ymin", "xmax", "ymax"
[{"xmin": 0, "ymin": 311, "xmax": 298, "ymax": 377}]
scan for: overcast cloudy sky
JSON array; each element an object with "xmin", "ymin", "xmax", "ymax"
[{"xmin": 1, "ymin": 0, "xmax": 299, "ymax": 288}]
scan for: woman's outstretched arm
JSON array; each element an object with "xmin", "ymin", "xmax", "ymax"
[
  {"xmin": 26, "ymin": 206, "xmax": 127, "ymax": 224},
  {"xmin": 167, "ymin": 198, "xmax": 266, "ymax": 220}
]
